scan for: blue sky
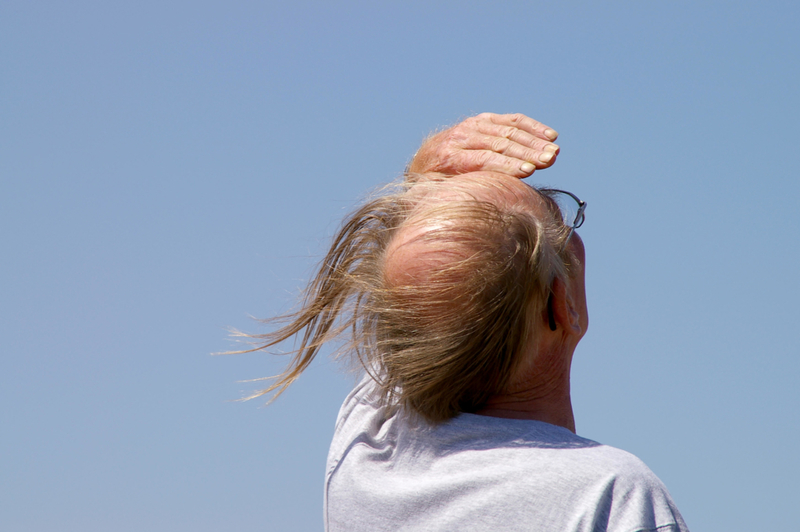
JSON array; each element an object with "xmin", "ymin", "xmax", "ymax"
[{"xmin": 2, "ymin": 1, "xmax": 798, "ymax": 530}]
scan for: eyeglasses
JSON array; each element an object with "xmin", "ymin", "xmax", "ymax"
[{"xmin": 538, "ymin": 188, "xmax": 587, "ymax": 243}]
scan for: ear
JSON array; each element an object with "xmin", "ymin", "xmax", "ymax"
[{"xmin": 549, "ymin": 276, "xmax": 583, "ymax": 336}]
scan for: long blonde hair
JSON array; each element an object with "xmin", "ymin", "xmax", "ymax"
[{"xmin": 236, "ymin": 175, "xmax": 573, "ymax": 423}]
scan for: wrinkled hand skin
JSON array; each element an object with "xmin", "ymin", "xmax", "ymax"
[{"xmin": 406, "ymin": 113, "xmax": 560, "ymax": 179}]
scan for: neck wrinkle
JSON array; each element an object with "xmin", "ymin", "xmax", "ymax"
[{"xmin": 476, "ymin": 337, "xmax": 576, "ymax": 433}]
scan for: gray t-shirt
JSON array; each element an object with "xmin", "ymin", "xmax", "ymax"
[{"xmin": 325, "ymin": 377, "xmax": 689, "ymax": 532}]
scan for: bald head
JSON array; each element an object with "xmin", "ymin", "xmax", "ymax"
[{"xmin": 384, "ymin": 172, "xmax": 550, "ymax": 289}]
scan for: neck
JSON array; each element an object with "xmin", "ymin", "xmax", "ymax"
[
  {"xmin": 475, "ymin": 377, "xmax": 575, "ymax": 433},
  {"xmin": 475, "ymin": 339, "xmax": 577, "ymax": 433}
]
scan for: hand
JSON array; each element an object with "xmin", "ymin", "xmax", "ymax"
[{"xmin": 406, "ymin": 113, "xmax": 560, "ymax": 179}]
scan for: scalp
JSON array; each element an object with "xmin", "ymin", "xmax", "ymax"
[{"xmin": 384, "ymin": 173, "xmax": 546, "ymax": 289}]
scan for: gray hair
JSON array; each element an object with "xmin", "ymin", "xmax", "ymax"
[{"xmin": 236, "ymin": 174, "xmax": 575, "ymax": 423}]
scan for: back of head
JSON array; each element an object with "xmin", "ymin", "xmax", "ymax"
[
  {"xmin": 247, "ymin": 173, "xmax": 574, "ymax": 424},
  {"xmin": 377, "ymin": 174, "xmax": 570, "ymax": 422}
]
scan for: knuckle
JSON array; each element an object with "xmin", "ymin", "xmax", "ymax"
[
  {"xmin": 454, "ymin": 120, "xmax": 474, "ymax": 135},
  {"xmin": 441, "ymin": 129, "xmax": 461, "ymax": 146},
  {"xmin": 507, "ymin": 113, "xmax": 525, "ymax": 125},
  {"xmin": 438, "ymin": 151, "xmax": 457, "ymax": 170},
  {"xmin": 473, "ymin": 150, "xmax": 493, "ymax": 166},
  {"xmin": 490, "ymin": 137, "xmax": 509, "ymax": 153},
  {"xmin": 501, "ymin": 126, "xmax": 517, "ymax": 139}
]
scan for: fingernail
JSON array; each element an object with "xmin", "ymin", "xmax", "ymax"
[
  {"xmin": 545, "ymin": 128, "xmax": 558, "ymax": 140},
  {"xmin": 544, "ymin": 144, "xmax": 559, "ymax": 153},
  {"xmin": 520, "ymin": 162, "xmax": 535, "ymax": 174},
  {"xmin": 538, "ymin": 152, "xmax": 553, "ymax": 164}
]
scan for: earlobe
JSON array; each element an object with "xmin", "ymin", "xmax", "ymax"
[{"xmin": 566, "ymin": 303, "xmax": 582, "ymax": 336}]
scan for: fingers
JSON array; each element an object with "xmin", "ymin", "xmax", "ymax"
[
  {"xmin": 482, "ymin": 112, "xmax": 558, "ymax": 142},
  {"xmin": 459, "ymin": 114, "xmax": 560, "ymax": 176},
  {"xmin": 460, "ymin": 132, "xmax": 559, "ymax": 169},
  {"xmin": 461, "ymin": 149, "xmax": 559, "ymax": 178},
  {"xmin": 406, "ymin": 112, "xmax": 561, "ymax": 179},
  {"xmin": 469, "ymin": 120, "xmax": 559, "ymax": 155}
]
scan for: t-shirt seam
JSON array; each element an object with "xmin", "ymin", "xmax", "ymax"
[{"xmin": 625, "ymin": 523, "xmax": 683, "ymax": 532}]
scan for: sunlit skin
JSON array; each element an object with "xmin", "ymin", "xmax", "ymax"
[{"xmin": 384, "ymin": 171, "xmax": 545, "ymax": 286}]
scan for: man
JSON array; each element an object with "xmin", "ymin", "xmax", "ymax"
[{"xmin": 250, "ymin": 113, "xmax": 689, "ymax": 531}]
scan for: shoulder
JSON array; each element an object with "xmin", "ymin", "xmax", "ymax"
[
  {"xmin": 326, "ymin": 375, "xmax": 396, "ymax": 471},
  {"xmin": 432, "ymin": 416, "xmax": 690, "ymax": 532},
  {"xmin": 326, "ymin": 387, "xmax": 689, "ymax": 532},
  {"xmin": 561, "ymin": 444, "xmax": 690, "ymax": 532}
]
